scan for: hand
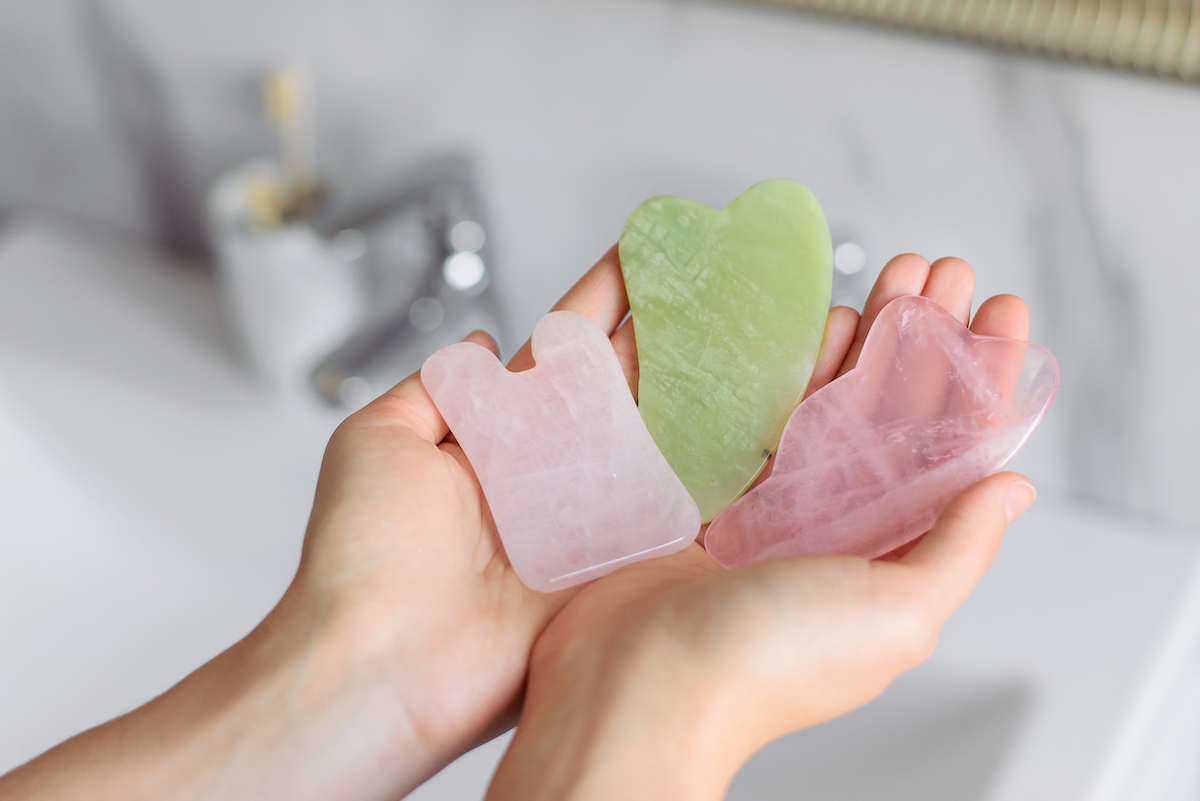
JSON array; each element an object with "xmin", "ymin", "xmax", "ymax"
[
  {"xmin": 485, "ymin": 254, "xmax": 1037, "ymax": 801},
  {"xmin": 0, "ymin": 248, "xmax": 637, "ymax": 801},
  {"xmin": 277, "ymin": 245, "xmax": 643, "ymax": 787}
]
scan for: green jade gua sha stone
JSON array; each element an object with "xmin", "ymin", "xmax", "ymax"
[{"xmin": 619, "ymin": 179, "xmax": 832, "ymax": 522}]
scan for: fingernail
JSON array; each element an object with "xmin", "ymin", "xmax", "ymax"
[{"xmin": 1004, "ymin": 478, "xmax": 1036, "ymax": 525}]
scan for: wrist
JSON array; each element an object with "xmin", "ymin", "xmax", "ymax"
[
  {"xmin": 184, "ymin": 575, "xmax": 466, "ymax": 798},
  {"xmin": 147, "ymin": 579, "xmax": 436, "ymax": 800},
  {"xmin": 489, "ymin": 622, "xmax": 751, "ymax": 801},
  {"xmin": 268, "ymin": 564, "xmax": 544, "ymax": 792}
]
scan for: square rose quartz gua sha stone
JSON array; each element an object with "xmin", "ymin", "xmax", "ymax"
[
  {"xmin": 421, "ymin": 311, "xmax": 701, "ymax": 592},
  {"xmin": 704, "ymin": 295, "xmax": 1059, "ymax": 567}
]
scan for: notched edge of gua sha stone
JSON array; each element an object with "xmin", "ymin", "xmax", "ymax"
[
  {"xmin": 618, "ymin": 178, "xmax": 833, "ymax": 524},
  {"xmin": 703, "ymin": 294, "xmax": 1059, "ymax": 569},
  {"xmin": 421, "ymin": 310, "xmax": 701, "ymax": 593}
]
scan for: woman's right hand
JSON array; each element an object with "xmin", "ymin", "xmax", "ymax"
[{"xmin": 485, "ymin": 255, "xmax": 1037, "ymax": 801}]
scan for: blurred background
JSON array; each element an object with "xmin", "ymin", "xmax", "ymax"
[{"xmin": 1, "ymin": 0, "xmax": 1198, "ymax": 798}]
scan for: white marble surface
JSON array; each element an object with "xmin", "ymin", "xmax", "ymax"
[
  {"xmin": 0, "ymin": 0, "xmax": 1199, "ymax": 796},
  {"xmin": 3, "ymin": 0, "xmax": 1197, "ymax": 525},
  {"xmin": 0, "ymin": 219, "xmax": 1196, "ymax": 801}
]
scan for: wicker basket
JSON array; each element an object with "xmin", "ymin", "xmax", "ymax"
[{"xmin": 739, "ymin": 0, "xmax": 1200, "ymax": 82}]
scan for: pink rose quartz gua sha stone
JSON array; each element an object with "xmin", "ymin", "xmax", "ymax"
[
  {"xmin": 704, "ymin": 295, "xmax": 1059, "ymax": 567},
  {"xmin": 421, "ymin": 310, "xmax": 701, "ymax": 592}
]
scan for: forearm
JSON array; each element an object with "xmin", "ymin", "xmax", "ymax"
[
  {"xmin": 0, "ymin": 583, "xmax": 445, "ymax": 801},
  {"xmin": 1, "ymin": 605, "xmax": 295, "ymax": 799}
]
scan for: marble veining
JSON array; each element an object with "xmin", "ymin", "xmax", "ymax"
[{"xmin": 994, "ymin": 67, "xmax": 1152, "ymax": 517}]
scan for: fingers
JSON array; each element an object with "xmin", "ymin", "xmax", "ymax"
[
  {"xmin": 838, "ymin": 255, "xmax": 980, "ymax": 377},
  {"xmin": 969, "ymin": 294, "xmax": 1029, "ymax": 341},
  {"xmin": 837, "ymin": 254, "xmax": 930, "ymax": 376},
  {"xmin": 508, "ymin": 245, "xmax": 630, "ymax": 372},
  {"xmin": 371, "ymin": 330, "xmax": 501, "ymax": 444},
  {"xmin": 804, "ymin": 306, "xmax": 859, "ymax": 399},
  {"xmin": 922, "ymin": 258, "xmax": 974, "ymax": 326},
  {"xmin": 964, "ymin": 293, "xmax": 1032, "ymax": 413},
  {"xmin": 609, "ymin": 316, "xmax": 639, "ymax": 399},
  {"xmin": 895, "ymin": 471, "xmax": 1035, "ymax": 622},
  {"xmin": 890, "ymin": 257, "xmax": 976, "ymax": 423}
]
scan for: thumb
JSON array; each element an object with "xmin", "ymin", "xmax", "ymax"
[
  {"xmin": 357, "ymin": 329, "xmax": 499, "ymax": 443},
  {"xmin": 899, "ymin": 472, "xmax": 1036, "ymax": 622}
]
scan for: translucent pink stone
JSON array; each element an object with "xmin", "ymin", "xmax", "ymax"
[
  {"xmin": 705, "ymin": 295, "xmax": 1059, "ymax": 567},
  {"xmin": 421, "ymin": 311, "xmax": 701, "ymax": 592}
]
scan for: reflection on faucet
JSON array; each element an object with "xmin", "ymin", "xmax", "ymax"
[{"xmin": 310, "ymin": 155, "xmax": 508, "ymax": 409}]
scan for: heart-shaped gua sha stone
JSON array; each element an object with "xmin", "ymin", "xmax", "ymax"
[
  {"xmin": 421, "ymin": 311, "xmax": 701, "ymax": 592},
  {"xmin": 619, "ymin": 179, "xmax": 832, "ymax": 523},
  {"xmin": 704, "ymin": 295, "xmax": 1059, "ymax": 567}
]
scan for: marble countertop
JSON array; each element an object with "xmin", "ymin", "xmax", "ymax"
[
  {"xmin": 2, "ymin": 0, "xmax": 1200, "ymax": 795},
  {"xmin": 1, "ymin": 218, "xmax": 1197, "ymax": 798}
]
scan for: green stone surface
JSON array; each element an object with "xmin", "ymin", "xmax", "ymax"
[{"xmin": 619, "ymin": 179, "xmax": 832, "ymax": 522}]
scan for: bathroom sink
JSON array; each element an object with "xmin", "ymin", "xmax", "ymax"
[
  {"xmin": 2, "ymin": 221, "xmax": 1198, "ymax": 799},
  {"xmin": 728, "ymin": 672, "xmax": 1032, "ymax": 801}
]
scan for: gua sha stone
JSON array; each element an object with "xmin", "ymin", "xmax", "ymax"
[
  {"xmin": 704, "ymin": 295, "xmax": 1059, "ymax": 567},
  {"xmin": 619, "ymin": 179, "xmax": 832, "ymax": 522},
  {"xmin": 421, "ymin": 310, "xmax": 701, "ymax": 592}
]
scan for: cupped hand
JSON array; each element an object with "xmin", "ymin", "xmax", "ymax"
[
  {"xmin": 484, "ymin": 254, "xmax": 1037, "ymax": 801},
  {"xmin": 273, "ymin": 246, "xmax": 645, "ymax": 796}
]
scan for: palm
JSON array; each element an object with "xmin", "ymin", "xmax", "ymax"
[
  {"xmin": 291, "ymin": 248, "xmax": 647, "ymax": 757},
  {"xmin": 294, "ymin": 247, "xmax": 635, "ymax": 758},
  {"xmin": 298, "ymin": 390, "xmax": 568, "ymax": 755}
]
